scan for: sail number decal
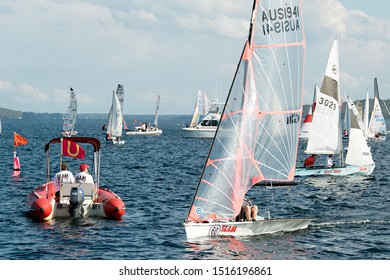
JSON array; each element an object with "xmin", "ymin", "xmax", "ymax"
[
  {"xmin": 318, "ymin": 97, "xmax": 337, "ymax": 110},
  {"xmin": 262, "ymin": 5, "xmax": 301, "ymax": 35},
  {"xmin": 287, "ymin": 114, "xmax": 300, "ymax": 125}
]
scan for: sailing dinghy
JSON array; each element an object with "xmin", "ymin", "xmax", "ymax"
[
  {"xmin": 366, "ymin": 78, "xmax": 386, "ymax": 141},
  {"xmin": 126, "ymin": 94, "xmax": 162, "ymax": 136},
  {"xmin": 295, "ymin": 38, "xmax": 374, "ymax": 177},
  {"xmin": 106, "ymin": 90, "xmax": 125, "ymax": 144},
  {"xmin": 184, "ymin": 0, "xmax": 312, "ymax": 239},
  {"xmin": 62, "ymin": 88, "xmax": 78, "ymax": 137},
  {"xmin": 26, "ymin": 137, "xmax": 125, "ymax": 221},
  {"xmin": 103, "ymin": 84, "xmax": 127, "ymax": 133}
]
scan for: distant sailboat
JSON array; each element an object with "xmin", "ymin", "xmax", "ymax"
[
  {"xmin": 103, "ymin": 84, "xmax": 127, "ymax": 131},
  {"xmin": 13, "ymin": 132, "xmax": 28, "ymax": 177},
  {"xmin": 126, "ymin": 94, "xmax": 162, "ymax": 136},
  {"xmin": 106, "ymin": 90, "xmax": 125, "ymax": 144},
  {"xmin": 342, "ymin": 99, "xmax": 350, "ymax": 139},
  {"xmin": 0, "ymin": 117, "xmax": 2, "ymax": 134},
  {"xmin": 295, "ymin": 38, "xmax": 375, "ymax": 177},
  {"xmin": 185, "ymin": 90, "xmax": 204, "ymax": 128},
  {"xmin": 366, "ymin": 78, "xmax": 387, "ymax": 141},
  {"xmin": 299, "ymin": 85, "xmax": 318, "ymax": 140},
  {"xmin": 62, "ymin": 88, "xmax": 77, "ymax": 137}
]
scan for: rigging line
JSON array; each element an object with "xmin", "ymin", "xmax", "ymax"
[
  {"xmin": 252, "ymin": 53, "xmax": 295, "ymax": 166},
  {"xmin": 382, "ymin": 99, "xmax": 390, "ymax": 117},
  {"xmin": 201, "ymin": 161, "xmax": 241, "ymax": 208},
  {"xmin": 195, "ymin": 194, "xmax": 237, "ymax": 217},
  {"xmin": 255, "ymin": 120, "xmax": 292, "ymax": 174}
]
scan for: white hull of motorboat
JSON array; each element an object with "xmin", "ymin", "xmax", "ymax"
[
  {"xmin": 182, "ymin": 127, "xmax": 216, "ymax": 138},
  {"xmin": 126, "ymin": 128, "xmax": 162, "ymax": 136}
]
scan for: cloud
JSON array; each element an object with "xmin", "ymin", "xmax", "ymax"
[
  {"xmin": 0, "ymin": 0, "xmax": 389, "ymax": 114},
  {"xmin": 303, "ymin": 0, "xmax": 390, "ymax": 103}
]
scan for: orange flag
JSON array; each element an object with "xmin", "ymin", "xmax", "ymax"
[
  {"xmin": 62, "ymin": 139, "xmax": 85, "ymax": 160},
  {"xmin": 14, "ymin": 132, "xmax": 28, "ymax": 147}
]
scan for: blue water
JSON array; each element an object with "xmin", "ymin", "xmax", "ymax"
[{"xmin": 0, "ymin": 116, "xmax": 389, "ymax": 260}]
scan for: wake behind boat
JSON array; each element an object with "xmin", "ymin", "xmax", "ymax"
[
  {"xmin": 184, "ymin": 0, "xmax": 312, "ymax": 239},
  {"xmin": 26, "ymin": 137, "xmax": 125, "ymax": 221}
]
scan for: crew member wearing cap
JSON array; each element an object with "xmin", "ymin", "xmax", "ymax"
[{"xmin": 75, "ymin": 163, "xmax": 94, "ymax": 184}]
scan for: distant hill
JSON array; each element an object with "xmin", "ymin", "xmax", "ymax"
[{"xmin": 0, "ymin": 107, "xmax": 22, "ymax": 119}]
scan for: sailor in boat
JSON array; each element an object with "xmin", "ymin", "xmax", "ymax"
[
  {"xmin": 304, "ymin": 154, "xmax": 317, "ymax": 168},
  {"xmin": 53, "ymin": 162, "xmax": 75, "ymax": 198},
  {"xmin": 74, "ymin": 163, "xmax": 94, "ymax": 184},
  {"xmin": 325, "ymin": 155, "xmax": 334, "ymax": 168},
  {"xmin": 236, "ymin": 198, "xmax": 258, "ymax": 222},
  {"xmin": 141, "ymin": 123, "xmax": 147, "ymax": 132}
]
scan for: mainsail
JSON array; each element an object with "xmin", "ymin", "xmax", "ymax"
[
  {"xmin": 345, "ymin": 97, "xmax": 375, "ymax": 166},
  {"xmin": 104, "ymin": 84, "xmax": 127, "ymax": 131},
  {"xmin": 368, "ymin": 95, "xmax": 386, "ymax": 136},
  {"xmin": 107, "ymin": 90, "xmax": 123, "ymax": 138},
  {"xmin": 153, "ymin": 95, "xmax": 160, "ymax": 128},
  {"xmin": 115, "ymin": 84, "xmax": 128, "ymax": 130},
  {"xmin": 305, "ymin": 38, "xmax": 341, "ymax": 155},
  {"xmin": 62, "ymin": 88, "xmax": 77, "ymax": 136},
  {"xmin": 368, "ymin": 78, "xmax": 387, "ymax": 137},
  {"xmin": 186, "ymin": 0, "xmax": 305, "ymax": 222},
  {"xmin": 189, "ymin": 90, "xmax": 204, "ymax": 128}
]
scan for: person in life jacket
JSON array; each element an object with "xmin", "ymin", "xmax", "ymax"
[{"xmin": 304, "ymin": 154, "xmax": 317, "ymax": 168}]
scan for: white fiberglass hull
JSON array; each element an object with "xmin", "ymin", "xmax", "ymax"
[
  {"xmin": 113, "ymin": 140, "xmax": 125, "ymax": 145},
  {"xmin": 182, "ymin": 127, "xmax": 216, "ymax": 138},
  {"xmin": 183, "ymin": 218, "xmax": 313, "ymax": 239},
  {"xmin": 126, "ymin": 129, "xmax": 162, "ymax": 136},
  {"xmin": 295, "ymin": 164, "xmax": 375, "ymax": 177},
  {"xmin": 368, "ymin": 135, "xmax": 386, "ymax": 142}
]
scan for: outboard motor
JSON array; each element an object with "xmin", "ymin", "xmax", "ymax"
[{"xmin": 70, "ymin": 187, "xmax": 84, "ymax": 217}]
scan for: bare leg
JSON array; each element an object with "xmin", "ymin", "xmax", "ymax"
[
  {"xmin": 243, "ymin": 205, "xmax": 251, "ymax": 221},
  {"xmin": 251, "ymin": 205, "xmax": 258, "ymax": 221}
]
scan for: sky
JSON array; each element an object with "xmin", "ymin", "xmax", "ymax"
[{"xmin": 0, "ymin": 0, "xmax": 389, "ymax": 115}]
